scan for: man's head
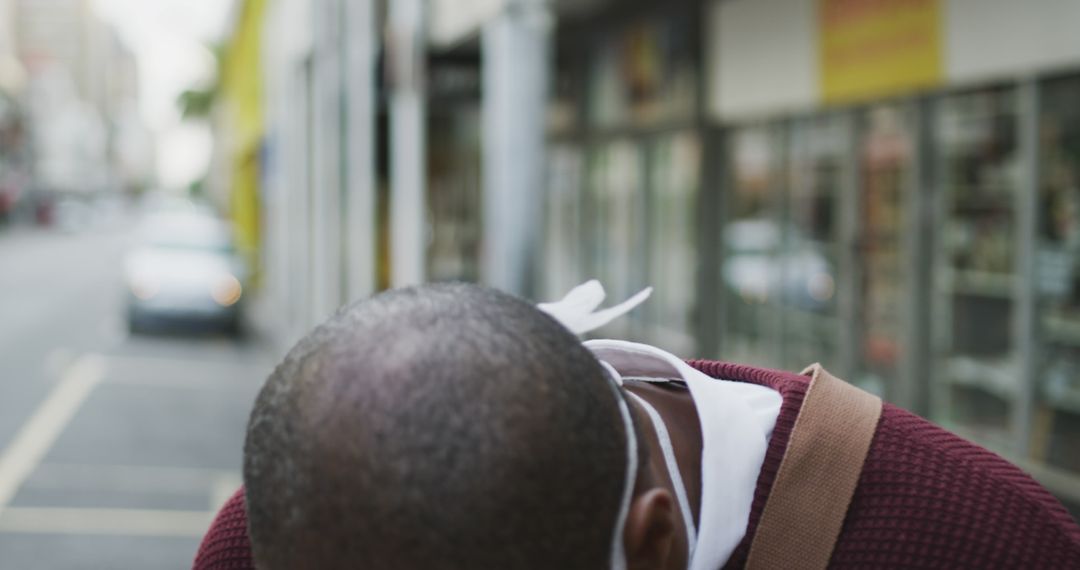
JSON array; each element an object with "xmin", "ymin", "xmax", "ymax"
[{"xmin": 244, "ymin": 283, "xmax": 686, "ymax": 569}]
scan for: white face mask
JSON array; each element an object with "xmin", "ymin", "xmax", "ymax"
[
  {"xmin": 602, "ymin": 362, "xmax": 697, "ymax": 570},
  {"xmin": 540, "ymin": 281, "xmax": 695, "ymax": 568}
]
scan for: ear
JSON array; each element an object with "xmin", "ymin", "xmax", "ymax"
[{"xmin": 624, "ymin": 488, "xmax": 678, "ymax": 570}]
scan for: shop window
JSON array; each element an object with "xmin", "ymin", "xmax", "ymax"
[
  {"xmin": 1034, "ymin": 75, "xmax": 1080, "ymax": 476},
  {"xmin": 586, "ymin": 140, "xmax": 647, "ymax": 338},
  {"xmin": 720, "ymin": 125, "xmax": 786, "ymax": 368},
  {"xmin": 932, "ymin": 87, "xmax": 1021, "ymax": 451},
  {"xmin": 856, "ymin": 105, "xmax": 915, "ymax": 396},
  {"xmin": 586, "ymin": 15, "xmax": 698, "ymax": 130},
  {"xmin": 543, "ymin": 144, "xmax": 585, "ymax": 300},
  {"xmin": 781, "ymin": 115, "xmax": 852, "ymax": 373},
  {"xmin": 646, "ymin": 132, "xmax": 701, "ymax": 355}
]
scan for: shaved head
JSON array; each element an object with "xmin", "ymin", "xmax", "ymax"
[{"xmin": 243, "ymin": 283, "xmax": 629, "ymax": 569}]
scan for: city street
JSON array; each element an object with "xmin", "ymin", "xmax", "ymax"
[{"xmin": 0, "ymin": 222, "xmax": 273, "ymax": 569}]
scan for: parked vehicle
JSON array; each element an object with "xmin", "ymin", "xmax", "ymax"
[{"xmin": 124, "ymin": 210, "xmax": 247, "ymax": 335}]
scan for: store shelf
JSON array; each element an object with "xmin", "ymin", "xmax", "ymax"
[
  {"xmin": 1041, "ymin": 312, "xmax": 1080, "ymax": 347},
  {"xmin": 951, "ymin": 195, "xmax": 1014, "ymax": 212},
  {"xmin": 943, "ymin": 355, "xmax": 1021, "ymax": 401},
  {"xmin": 1043, "ymin": 386, "xmax": 1080, "ymax": 416},
  {"xmin": 947, "ymin": 270, "xmax": 1015, "ymax": 298},
  {"xmin": 1042, "ymin": 364, "xmax": 1080, "ymax": 415}
]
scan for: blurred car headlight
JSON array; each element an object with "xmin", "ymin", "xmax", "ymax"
[
  {"xmin": 129, "ymin": 273, "xmax": 161, "ymax": 300},
  {"xmin": 211, "ymin": 274, "xmax": 243, "ymax": 307}
]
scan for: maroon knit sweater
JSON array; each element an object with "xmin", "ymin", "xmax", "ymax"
[{"xmin": 193, "ymin": 360, "xmax": 1080, "ymax": 569}]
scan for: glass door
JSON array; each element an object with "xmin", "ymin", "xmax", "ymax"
[
  {"xmin": 586, "ymin": 139, "xmax": 647, "ymax": 338},
  {"xmin": 720, "ymin": 125, "xmax": 786, "ymax": 368},
  {"xmin": 1034, "ymin": 75, "xmax": 1080, "ymax": 476},
  {"xmin": 645, "ymin": 131, "xmax": 701, "ymax": 356},
  {"xmin": 932, "ymin": 88, "xmax": 1021, "ymax": 451},
  {"xmin": 781, "ymin": 115, "xmax": 850, "ymax": 373},
  {"xmin": 543, "ymin": 143, "xmax": 585, "ymax": 300},
  {"xmin": 856, "ymin": 105, "xmax": 915, "ymax": 396}
]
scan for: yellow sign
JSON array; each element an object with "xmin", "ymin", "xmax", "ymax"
[{"xmin": 819, "ymin": 0, "xmax": 943, "ymax": 104}]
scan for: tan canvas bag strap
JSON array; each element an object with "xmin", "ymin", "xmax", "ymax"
[{"xmin": 745, "ymin": 364, "xmax": 882, "ymax": 570}]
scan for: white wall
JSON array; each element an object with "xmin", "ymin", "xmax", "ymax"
[
  {"xmin": 708, "ymin": 0, "xmax": 817, "ymax": 120},
  {"xmin": 262, "ymin": 0, "xmax": 317, "ymax": 347},
  {"xmin": 946, "ymin": 0, "xmax": 1080, "ymax": 84},
  {"xmin": 708, "ymin": 0, "xmax": 1080, "ymax": 121}
]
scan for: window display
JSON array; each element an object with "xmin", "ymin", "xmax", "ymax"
[
  {"xmin": 586, "ymin": 140, "xmax": 647, "ymax": 338},
  {"xmin": 547, "ymin": 62, "xmax": 583, "ymax": 137},
  {"xmin": 856, "ymin": 106, "xmax": 914, "ymax": 396},
  {"xmin": 646, "ymin": 131, "xmax": 701, "ymax": 355},
  {"xmin": 705, "ymin": 75, "xmax": 1080, "ymax": 504},
  {"xmin": 427, "ymin": 107, "xmax": 483, "ymax": 282},
  {"xmin": 586, "ymin": 15, "xmax": 698, "ymax": 130},
  {"xmin": 543, "ymin": 144, "xmax": 585, "ymax": 300},
  {"xmin": 933, "ymin": 88, "xmax": 1021, "ymax": 451},
  {"xmin": 720, "ymin": 126, "xmax": 786, "ymax": 368},
  {"xmin": 1035, "ymin": 75, "xmax": 1080, "ymax": 475},
  {"xmin": 781, "ymin": 115, "xmax": 850, "ymax": 373}
]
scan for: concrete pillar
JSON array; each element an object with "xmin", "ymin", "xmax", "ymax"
[
  {"xmin": 344, "ymin": 0, "xmax": 378, "ymax": 300},
  {"xmin": 311, "ymin": 0, "xmax": 344, "ymax": 317},
  {"xmin": 482, "ymin": 0, "xmax": 552, "ymax": 297},
  {"xmin": 389, "ymin": 0, "xmax": 428, "ymax": 288}
]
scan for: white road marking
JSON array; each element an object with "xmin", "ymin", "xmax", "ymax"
[
  {"xmin": 0, "ymin": 507, "xmax": 213, "ymax": 537},
  {"xmin": 0, "ymin": 354, "xmax": 106, "ymax": 516}
]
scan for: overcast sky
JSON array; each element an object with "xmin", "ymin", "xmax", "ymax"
[{"xmin": 92, "ymin": 0, "xmax": 235, "ymax": 189}]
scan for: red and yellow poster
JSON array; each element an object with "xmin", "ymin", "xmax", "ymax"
[{"xmin": 819, "ymin": 0, "xmax": 943, "ymax": 104}]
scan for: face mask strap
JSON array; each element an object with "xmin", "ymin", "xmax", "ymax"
[
  {"xmin": 626, "ymin": 391, "xmax": 698, "ymax": 561},
  {"xmin": 600, "ymin": 361, "xmax": 636, "ymax": 570}
]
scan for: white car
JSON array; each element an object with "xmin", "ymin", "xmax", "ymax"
[{"xmin": 124, "ymin": 212, "xmax": 247, "ymax": 334}]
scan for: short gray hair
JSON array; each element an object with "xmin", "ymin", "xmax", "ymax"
[{"xmin": 244, "ymin": 283, "xmax": 629, "ymax": 569}]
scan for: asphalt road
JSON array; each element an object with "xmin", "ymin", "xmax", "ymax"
[{"xmin": 0, "ymin": 222, "xmax": 273, "ymax": 569}]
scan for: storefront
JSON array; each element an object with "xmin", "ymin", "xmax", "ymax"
[
  {"xmin": 1037, "ymin": 74, "xmax": 1080, "ymax": 477},
  {"xmin": 709, "ymin": 0, "xmax": 1080, "ymax": 505}
]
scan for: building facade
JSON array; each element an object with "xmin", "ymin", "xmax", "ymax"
[
  {"xmin": 702, "ymin": 0, "xmax": 1080, "ymax": 507},
  {"xmin": 14, "ymin": 0, "xmax": 144, "ymax": 198},
  {"xmin": 224, "ymin": 0, "xmax": 1080, "ymax": 510}
]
